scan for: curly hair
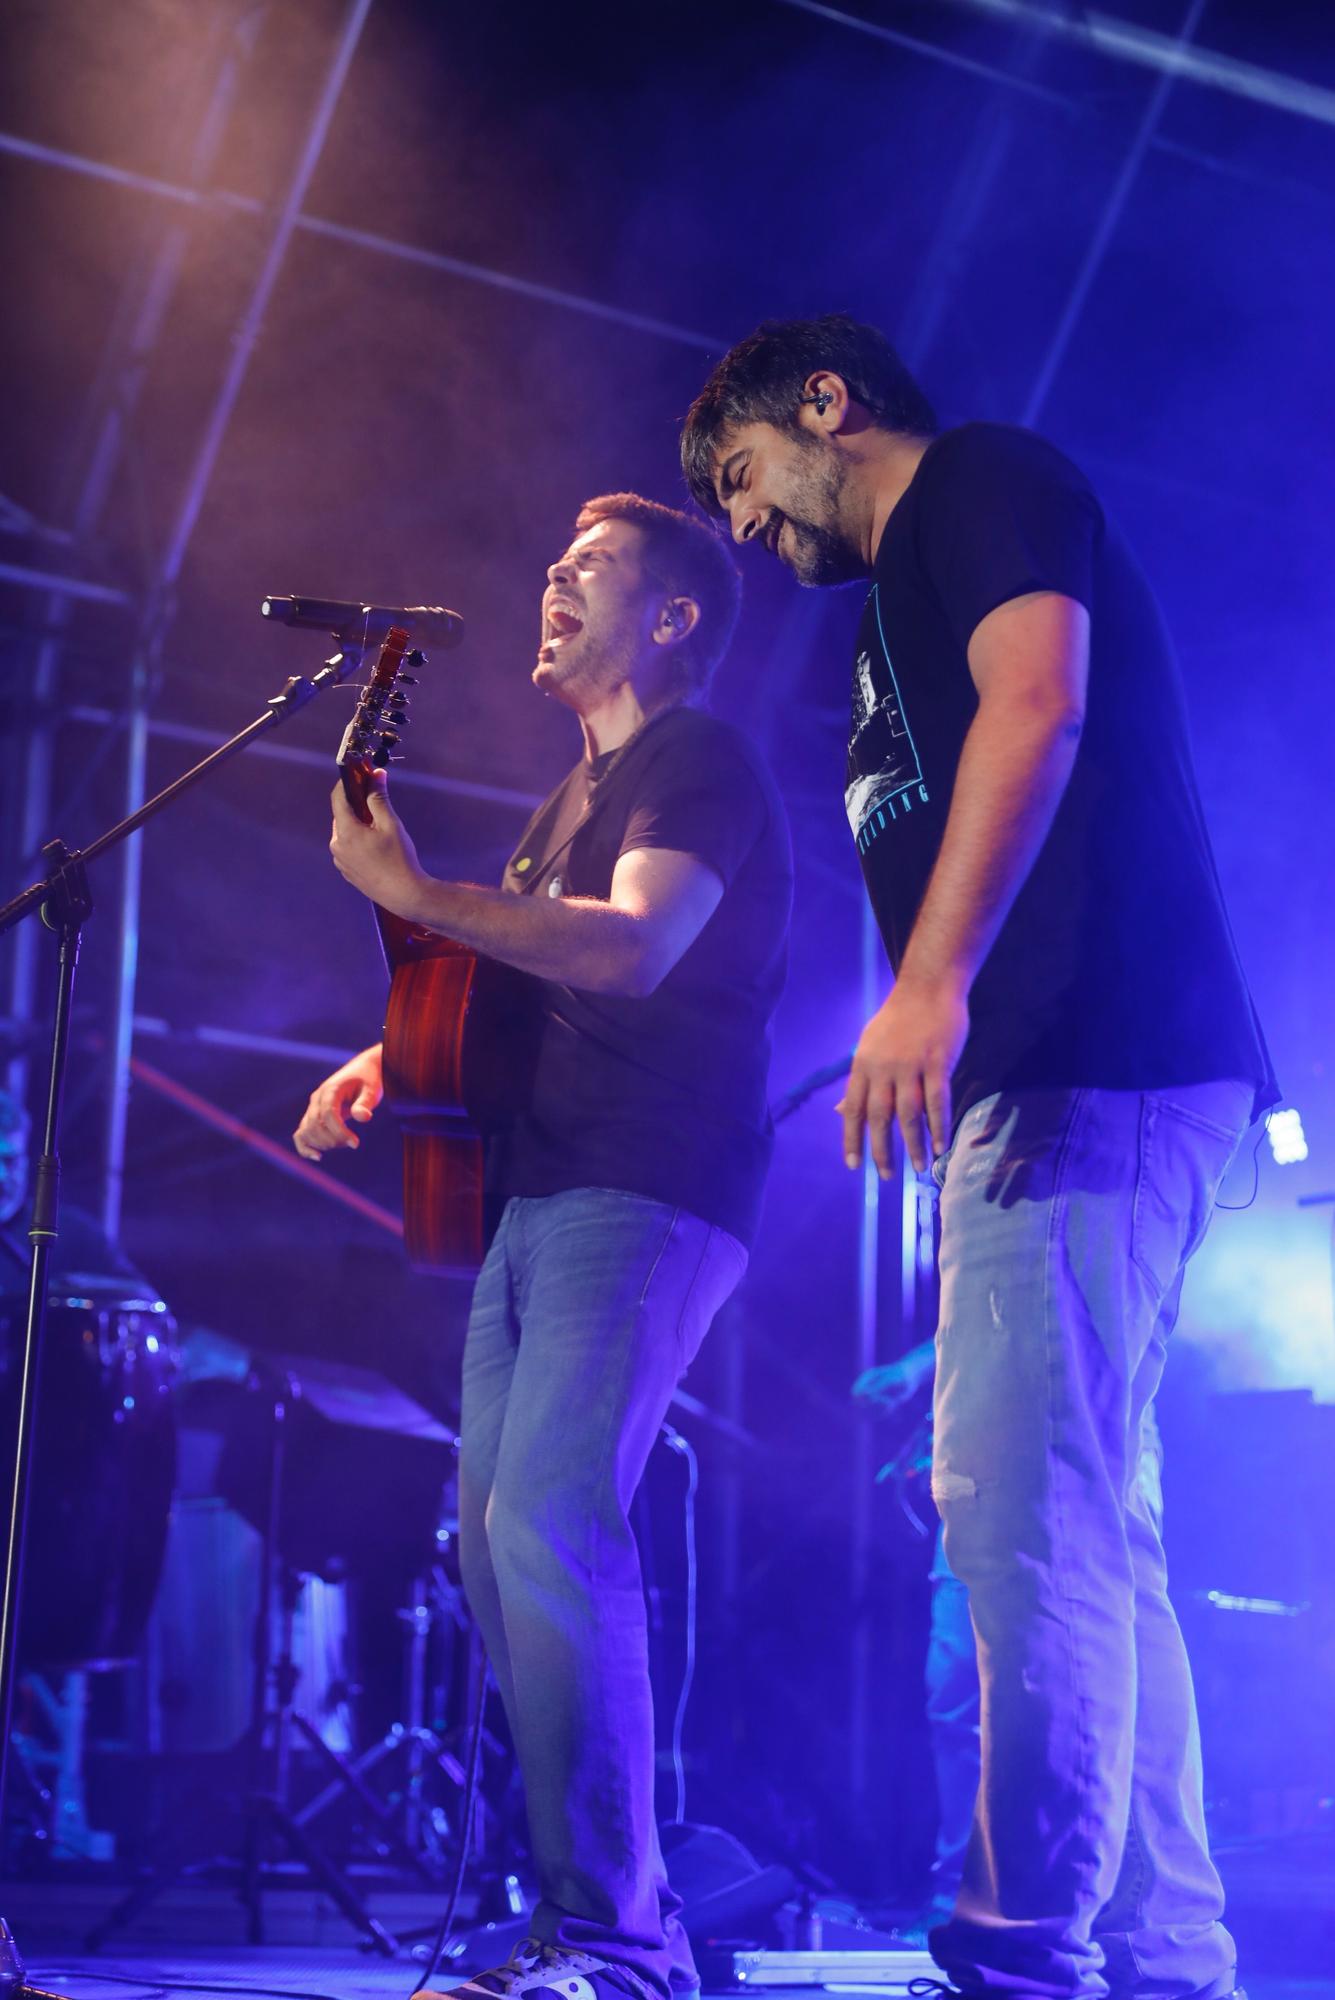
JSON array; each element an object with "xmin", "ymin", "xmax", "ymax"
[{"xmin": 681, "ymin": 313, "xmax": 937, "ymax": 515}]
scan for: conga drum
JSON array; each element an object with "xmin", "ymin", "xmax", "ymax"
[{"xmin": 0, "ymin": 1278, "xmax": 177, "ymax": 1668}]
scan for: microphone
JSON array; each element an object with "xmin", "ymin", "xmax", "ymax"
[{"xmin": 261, "ymin": 594, "xmax": 465, "ymax": 647}]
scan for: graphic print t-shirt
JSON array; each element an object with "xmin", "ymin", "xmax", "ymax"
[
  {"xmin": 847, "ymin": 422, "xmax": 1276, "ymax": 1125},
  {"xmin": 485, "ymin": 706, "xmax": 793, "ymax": 1247}
]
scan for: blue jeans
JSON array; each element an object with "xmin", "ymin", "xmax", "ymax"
[
  {"xmin": 924, "ymin": 1424, "xmax": 1164, "ymax": 1921},
  {"xmin": 927, "ymin": 1082, "xmax": 1252, "ymax": 2000},
  {"xmin": 925, "ymin": 1524, "xmax": 982, "ymax": 1916},
  {"xmin": 458, "ymin": 1189, "xmax": 747, "ymax": 1997}
]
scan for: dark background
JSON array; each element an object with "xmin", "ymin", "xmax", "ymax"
[{"xmin": 2, "ymin": 0, "xmax": 1333, "ymax": 1911}]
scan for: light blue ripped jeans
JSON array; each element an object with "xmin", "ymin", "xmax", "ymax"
[
  {"xmin": 458, "ymin": 1189, "xmax": 747, "ymax": 1999},
  {"xmin": 927, "ymin": 1082, "xmax": 1253, "ymax": 2000}
]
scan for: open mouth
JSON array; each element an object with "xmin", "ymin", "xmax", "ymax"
[{"xmin": 545, "ymin": 603, "xmax": 585, "ymax": 644}]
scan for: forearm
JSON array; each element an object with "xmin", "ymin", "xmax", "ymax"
[
  {"xmin": 400, "ymin": 877, "xmax": 654, "ymax": 995},
  {"xmin": 899, "ymin": 696, "xmax": 1081, "ymax": 994}
]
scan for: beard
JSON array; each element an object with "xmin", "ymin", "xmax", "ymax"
[
  {"xmin": 533, "ymin": 612, "xmax": 639, "ymax": 705},
  {"xmin": 776, "ymin": 440, "xmax": 865, "ymax": 587},
  {"xmin": 781, "ymin": 516, "xmax": 865, "ymax": 587}
]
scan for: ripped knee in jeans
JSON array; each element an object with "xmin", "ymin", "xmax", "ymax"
[{"xmin": 932, "ymin": 1467, "xmax": 979, "ymax": 1505}]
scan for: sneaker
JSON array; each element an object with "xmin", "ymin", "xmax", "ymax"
[{"xmin": 414, "ymin": 1937, "xmax": 657, "ymax": 2000}]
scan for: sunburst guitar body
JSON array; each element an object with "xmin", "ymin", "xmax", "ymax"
[{"xmin": 337, "ymin": 626, "xmax": 534, "ymax": 1275}]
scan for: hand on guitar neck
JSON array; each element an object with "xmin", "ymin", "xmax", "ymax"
[{"xmin": 330, "ymin": 772, "xmax": 429, "ymax": 924}]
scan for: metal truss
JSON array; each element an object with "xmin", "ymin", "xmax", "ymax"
[
  {"xmin": 785, "ymin": 0, "xmax": 1335, "ymax": 130},
  {"xmin": 934, "ymin": 0, "xmax": 1335, "ymax": 130},
  {"xmin": 2, "ymin": 0, "xmax": 1325, "ymax": 1854},
  {"xmin": 2, "ymin": 0, "xmax": 1325, "ymax": 1599},
  {"xmin": 2, "ymin": 0, "xmax": 378, "ymax": 1240},
  {"xmin": 3, "ymin": 0, "xmax": 1322, "ymax": 1221}
]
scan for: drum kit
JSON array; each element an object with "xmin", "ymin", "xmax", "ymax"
[{"xmin": 0, "ymin": 1259, "xmax": 503, "ymax": 1954}]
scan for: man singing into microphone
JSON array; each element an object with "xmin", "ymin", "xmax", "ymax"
[{"xmin": 294, "ymin": 493, "xmax": 792, "ymax": 2000}]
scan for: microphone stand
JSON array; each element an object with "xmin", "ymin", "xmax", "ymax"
[{"xmin": 0, "ymin": 646, "xmax": 365, "ymax": 1991}]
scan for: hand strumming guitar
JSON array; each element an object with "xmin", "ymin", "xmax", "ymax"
[{"xmin": 293, "ymin": 1043, "xmax": 384, "ymax": 1161}]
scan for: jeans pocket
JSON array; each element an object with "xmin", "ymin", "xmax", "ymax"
[
  {"xmin": 1131, "ymin": 1094, "xmax": 1246, "ymax": 1296},
  {"xmin": 675, "ymin": 1226, "xmax": 746, "ymax": 1375}
]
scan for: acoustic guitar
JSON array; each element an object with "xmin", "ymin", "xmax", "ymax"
[{"xmin": 337, "ymin": 626, "xmax": 535, "ymax": 1276}]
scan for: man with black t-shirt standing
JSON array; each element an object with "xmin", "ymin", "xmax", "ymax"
[
  {"xmin": 683, "ymin": 319, "xmax": 1275, "ymax": 2000},
  {"xmin": 294, "ymin": 493, "xmax": 792, "ymax": 2000}
]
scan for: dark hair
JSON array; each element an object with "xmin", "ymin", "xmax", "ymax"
[
  {"xmin": 681, "ymin": 313, "xmax": 938, "ymax": 514},
  {"xmin": 574, "ymin": 491, "xmax": 741, "ymax": 697}
]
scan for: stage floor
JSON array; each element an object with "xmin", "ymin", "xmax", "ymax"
[
  {"xmin": 5, "ymin": 1879, "xmax": 1332, "ymax": 2000},
  {"xmin": 17, "ymin": 1947, "xmax": 1335, "ymax": 2000}
]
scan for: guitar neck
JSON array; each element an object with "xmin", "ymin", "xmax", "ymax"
[{"xmin": 336, "ymin": 623, "xmax": 414, "ymax": 824}]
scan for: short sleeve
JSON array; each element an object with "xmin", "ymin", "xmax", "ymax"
[
  {"xmin": 618, "ymin": 722, "xmax": 769, "ymax": 889},
  {"xmin": 913, "ymin": 425, "xmax": 1103, "ymax": 654}
]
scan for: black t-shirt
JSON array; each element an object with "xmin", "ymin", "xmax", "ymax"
[
  {"xmin": 846, "ymin": 422, "xmax": 1276, "ymax": 1125},
  {"xmin": 484, "ymin": 705, "xmax": 793, "ymax": 1246}
]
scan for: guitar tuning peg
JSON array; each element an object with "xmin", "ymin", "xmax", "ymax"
[{"xmin": 398, "ymin": 673, "xmax": 419, "ymax": 687}]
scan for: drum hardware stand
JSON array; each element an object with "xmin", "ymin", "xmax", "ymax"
[
  {"xmin": 289, "ymin": 1708, "xmax": 452, "ymax": 1879},
  {"xmin": 0, "ymin": 643, "xmax": 379, "ymax": 1990},
  {"xmin": 88, "ymin": 1370, "xmax": 399, "ymax": 1955},
  {"xmin": 272, "ymin": 1567, "xmax": 445, "ymax": 1892},
  {"xmin": 295, "ymin": 1566, "xmax": 489, "ymax": 1882},
  {"xmin": 371, "ymin": 1622, "xmax": 519, "ymax": 1959},
  {"xmin": 235, "ymin": 1435, "xmax": 402, "ymax": 1953}
]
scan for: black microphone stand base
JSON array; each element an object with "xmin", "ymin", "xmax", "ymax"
[
  {"xmin": 0, "ymin": 1918, "xmax": 69, "ymax": 2000},
  {"xmin": 0, "ymin": 1920, "xmax": 24, "ymax": 2000}
]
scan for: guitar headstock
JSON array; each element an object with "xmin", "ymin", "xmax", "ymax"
[{"xmin": 336, "ymin": 624, "xmax": 424, "ymax": 824}]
